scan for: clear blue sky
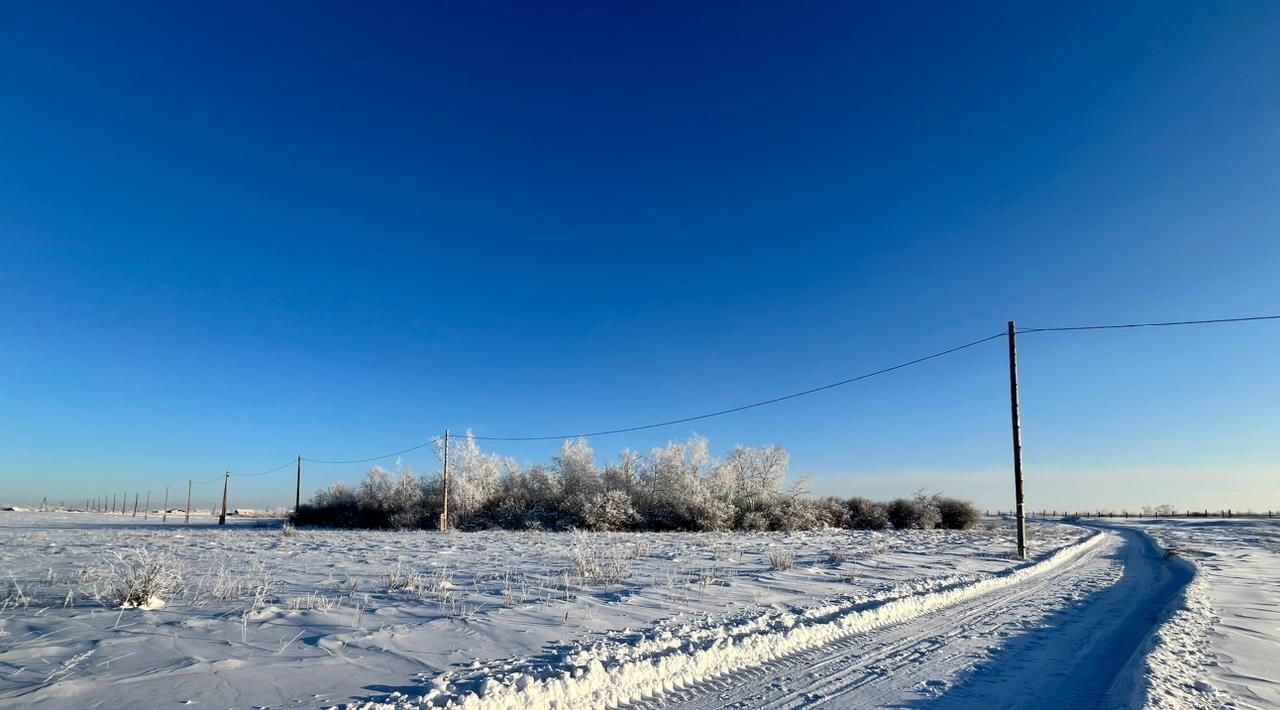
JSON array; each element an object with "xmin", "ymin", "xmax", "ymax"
[{"xmin": 2, "ymin": 2, "xmax": 1277, "ymax": 512}]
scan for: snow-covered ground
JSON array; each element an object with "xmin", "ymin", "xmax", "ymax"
[
  {"xmin": 0, "ymin": 511, "xmax": 1093, "ymax": 708},
  {"xmin": 9, "ymin": 512, "xmax": 1273, "ymax": 709},
  {"xmin": 1111, "ymin": 518, "xmax": 1280, "ymax": 709}
]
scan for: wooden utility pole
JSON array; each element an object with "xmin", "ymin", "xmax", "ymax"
[
  {"xmin": 1007, "ymin": 321, "xmax": 1028, "ymax": 560},
  {"xmin": 162, "ymin": 487, "xmax": 169, "ymax": 523},
  {"xmin": 185, "ymin": 480, "xmax": 192, "ymax": 524},
  {"xmin": 439, "ymin": 430, "xmax": 450, "ymax": 532},
  {"xmin": 121, "ymin": 491, "xmax": 126, "ymax": 515},
  {"xmin": 132, "ymin": 492, "xmax": 139, "ymax": 517},
  {"xmin": 112, "ymin": 493, "xmax": 117, "ymax": 514},
  {"xmin": 295, "ymin": 455, "xmax": 302, "ymax": 514},
  {"xmin": 143, "ymin": 491, "xmax": 150, "ymax": 520},
  {"xmin": 219, "ymin": 472, "xmax": 229, "ymax": 525}
]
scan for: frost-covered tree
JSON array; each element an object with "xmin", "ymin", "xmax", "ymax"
[
  {"xmin": 437, "ymin": 431, "xmax": 513, "ymax": 525},
  {"xmin": 556, "ymin": 438, "xmax": 600, "ymax": 498},
  {"xmin": 602, "ymin": 449, "xmax": 642, "ymax": 496},
  {"xmin": 723, "ymin": 445, "xmax": 789, "ymax": 511},
  {"xmin": 293, "ymin": 436, "xmax": 984, "ymax": 535},
  {"xmin": 640, "ymin": 436, "xmax": 721, "ymax": 530}
]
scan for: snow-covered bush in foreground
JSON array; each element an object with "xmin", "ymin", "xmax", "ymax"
[
  {"xmin": 293, "ymin": 434, "xmax": 984, "ymax": 534},
  {"xmin": 101, "ymin": 548, "xmax": 183, "ymax": 609}
]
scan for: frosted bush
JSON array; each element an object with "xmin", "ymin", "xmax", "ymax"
[
  {"xmin": 568, "ymin": 534, "xmax": 632, "ymax": 584},
  {"xmin": 578, "ymin": 491, "xmax": 641, "ymax": 532},
  {"xmin": 290, "ymin": 436, "xmax": 982, "ymax": 535},
  {"xmin": 102, "ymin": 548, "xmax": 183, "ymax": 609},
  {"xmin": 767, "ymin": 548, "xmax": 795, "ymax": 571}
]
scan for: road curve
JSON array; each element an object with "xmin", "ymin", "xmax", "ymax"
[{"xmin": 631, "ymin": 527, "xmax": 1191, "ymax": 710}]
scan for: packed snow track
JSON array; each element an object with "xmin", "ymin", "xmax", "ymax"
[{"xmin": 631, "ymin": 527, "xmax": 1190, "ymax": 709}]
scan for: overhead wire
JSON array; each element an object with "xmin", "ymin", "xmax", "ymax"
[
  {"xmin": 234, "ymin": 459, "xmax": 298, "ymax": 477},
  {"xmin": 467, "ymin": 331, "xmax": 1008, "ymax": 442},
  {"xmin": 1018, "ymin": 314, "xmax": 1280, "ymax": 333},
  {"xmin": 302, "ymin": 437, "xmax": 444, "ymax": 465},
  {"xmin": 165, "ymin": 313, "xmax": 1280, "ymax": 479}
]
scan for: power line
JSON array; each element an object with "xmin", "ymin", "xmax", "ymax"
[
  {"xmin": 234, "ymin": 459, "xmax": 297, "ymax": 477},
  {"xmin": 467, "ymin": 331, "xmax": 1007, "ymax": 442},
  {"xmin": 1019, "ymin": 314, "xmax": 1280, "ymax": 333},
  {"xmin": 168, "ymin": 313, "xmax": 1280, "ymax": 478},
  {"xmin": 302, "ymin": 437, "xmax": 444, "ymax": 465}
]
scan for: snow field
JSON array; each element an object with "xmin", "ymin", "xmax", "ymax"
[
  {"xmin": 370, "ymin": 531, "xmax": 1105, "ymax": 709},
  {"xmin": 0, "ymin": 512, "xmax": 1088, "ymax": 708},
  {"xmin": 1112, "ymin": 519, "xmax": 1280, "ymax": 709}
]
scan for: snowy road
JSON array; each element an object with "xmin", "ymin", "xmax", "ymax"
[{"xmin": 635, "ymin": 528, "xmax": 1190, "ymax": 709}]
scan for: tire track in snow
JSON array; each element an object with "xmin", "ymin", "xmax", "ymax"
[
  {"xmin": 390, "ymin": 532, "xmax": 1106, "ymax": 709},
  {"xmin": 639, "ymin": 528, "xmax": 1190, "ymax": 709},
  {"xmin": 632, "ymin": 535, "xmax": 1118, "ymax": 709}
]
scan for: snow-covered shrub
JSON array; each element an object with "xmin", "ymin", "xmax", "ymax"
[
  {"xmin": 577, "ymin": 491, "xmax": 641, "ymax": 532},
  {"xmin": 815, "ymin": 497, "xmax": 851, "ymax": 528},
  {"xmin": 693, "ymin": 496, "xmax": 737, "ymax": 532},
  {"xmin": 358, "ymin": 467, "xmax": 424, "ymax": 529},
  {"xmin": 772, "ymin": 498, "xmax": 826, "ymax": 532},
  {"xmin": 288, "ymin": 435, "xmax": 986, "ymax": 535},
  {"xmin": 568, "ymin": 534, "xmax": 631, "ymax": 584},
  {"xmin": 293, "ymin": 481, "xmax": 361, "ymax": 527},
  {"xmin": 881, "ymin": 491, "xmax": 948, "ymax": 530},
  {"xmin": 738, "ymin": 509, "xmax": 771, "ymax": 532},
  {"xmin": 846, "ymin": 497, "xmax": 890, "ymax": 530},
  {"xmin": 936, "ymin": 497, "xmax": 981, "ymax": 529},
  {"xmin": 2, "ymin": 577, "xmax": 32, "ymax": 609},
  {"xmin": 766, "ymin": 548, "xmax": 795, "ymax": 571},
  {"xmin": 102, "ymin": 548, "xmax": 182, "ymax": 609},
  {"xmin": 887, "ymin": 498, "xmax": 933, "ymax": 530}
]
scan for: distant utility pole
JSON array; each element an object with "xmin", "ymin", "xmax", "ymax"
[
  {"xmin": 112, "ymin": 493, "xmax": 117, "ymax": 514},
  {"xmin": 185, "ymin": 480, "xmax": 192, "ymax": 524},
  {"xmin": 1007, "ymin": 321, "xmax": 1028, "ymax": 560},
  {"xmin": 132, "ymin": 492, "xmax": 139, "ymax": 517},
  {"xmin": 219, "ymin": 472, "xmax": 229, "ymax": 525},
  {"xmin": 439, "ymin": 430, "xmax": 450, "ymax": 532},
  {"xmin": 162, "ymin": 487, "xmax": 169, "ymax": 523},
  {"xmin": 295, "ymin": 455, "xmax": 302, "ymax": 515}
]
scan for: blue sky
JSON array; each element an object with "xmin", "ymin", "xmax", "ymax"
[{"xmin": 2, "ymin": 2, "xmax": 1278, "ymax": 511}]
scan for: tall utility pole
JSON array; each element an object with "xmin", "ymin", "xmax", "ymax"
[
  {"xmin": 439, "ymin": 430, "xmax": 450, "ymax": 532},
  {"xmin": 132, "ymin": 492, "xmax": 139, "ymax": 517},
  {"xmin": 162, "ymin": 487, "xmax": 169, "ymax": 523},
  {"xmin": 295, "ymin": 455, "xmax": 302, "ymax": 514},
  {"xmin": 1007, "ymin": 321, "xmax": 1028, "ymax": 560},
  {"xmin": 185, "ymin": 480, "xmax": 192, "ymax": 524},
  {"xmin": 112, "ymin": 493, "xmax": 117, "ymax": 514},
  {"xmin": 219, "ymin": 472, "xmax": 229, "ymax": 525}
]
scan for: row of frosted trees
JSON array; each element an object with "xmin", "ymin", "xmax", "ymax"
[{"xmin": 293, "ymin": 433, "xmax": 980, "ymax": 532}]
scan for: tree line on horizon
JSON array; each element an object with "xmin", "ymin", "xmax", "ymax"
[{"xmin": 292, "ymin": 434, "xmax": 982, "ymax": 533}]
